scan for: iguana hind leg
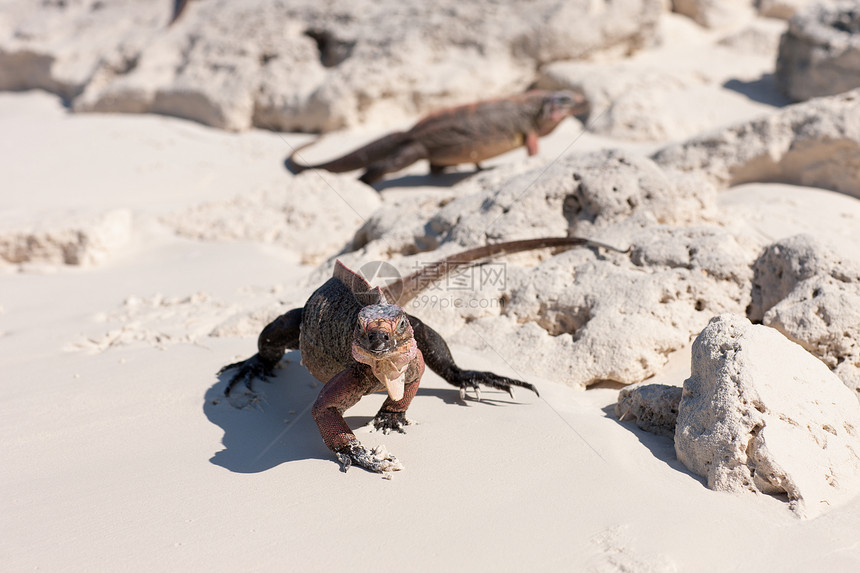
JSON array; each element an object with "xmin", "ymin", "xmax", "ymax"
[
  {"xmin": 359, "ymin": 140, "xmax": 429, "ymax": 184},
  {"xmin": 407, "ymin": 314, "xmax": 539, "ymax": 399},
  {"xmin": 220, "ymin": 307, "xmax": 303, "ymax": 396}
]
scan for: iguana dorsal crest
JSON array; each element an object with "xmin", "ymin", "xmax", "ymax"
[{"xmin": 333, "ymin": 260, "xmax": 388, "ymax": 305}]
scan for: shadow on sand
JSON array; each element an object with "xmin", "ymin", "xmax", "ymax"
[
  {"xmin": 372, "ymin": 169, "xmax": 478, "ymax": 191},
  {"xmin": 203, "ymin": 352, "xmax": 502, "ymax": 473},
  {"xmin": 722, "ymin": 74, "xmax": 793, "ymax": 107},
  {"xmin": 601, "ymin": 403, "xmax": 705, "ymax": 485},
  {"xmin": 204, "ymin": 351, "xmax": 331, "ymax": 474},
  {"xmin": 283, "ymin": 157, "xmax": 479, "ymax": 191}
]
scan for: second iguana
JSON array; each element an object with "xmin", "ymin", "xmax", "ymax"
[{"xmin": 286, "ymin": 90, "xmax": 589, "ymax": 184}]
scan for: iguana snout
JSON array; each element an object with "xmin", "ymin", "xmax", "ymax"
[
  {"xmin": 548, "ymin": 91, "xmax": 588, "ymax": 115},
  {"xmin": 367, "ymin": 330, "xmax": 392, "ymax": 352},
  {"xmin": 538, "ymin": 90, "xmax": 589, "ymax": 134}
]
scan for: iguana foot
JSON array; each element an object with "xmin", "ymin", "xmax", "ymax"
[
  {"xmin": 371, "ymin": 411, "xmax": 413, "ymax": 435},
  {"xmin": 218, "ymin": 353, "xmax": 276, "ymax": 397},
  {"xmin": 459, "ymin": 384, "xmax": 482, "ymax": 402},
  {"xmin": 451, "ymin": 369, "xmax": 540, "ymax": 400},
  {"xmin": 335, "ymin": 441, "xmax": 404, "ymax": 476}
]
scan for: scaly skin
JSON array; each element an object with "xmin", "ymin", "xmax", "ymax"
[
  {"xmin": 286, "ymin": 90, "xmax": 589, "ymax": 184},
  {"xmin": 218, "ymin": 236, "xmax": 626, "ymax": 474}
]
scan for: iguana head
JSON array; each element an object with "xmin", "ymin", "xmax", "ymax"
[
  {"xmin": 351, "ymin": 304, "xmax": 418, "ymax": 402},
  {"xmin": 537, "ymin": 91, "xmax": 589, "ymax": 134}
]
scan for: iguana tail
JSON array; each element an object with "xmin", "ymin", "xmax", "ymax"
[
  {"xmin": 385, "ymin": 237, "xmax": 628, "ymax": 306},
  {"xmin": 286, "ymin": 132, "xmax": 410, "ymax": 175}
]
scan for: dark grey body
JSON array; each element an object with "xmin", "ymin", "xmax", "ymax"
[{"xmin": 299, "ymin": 270, "xmax": 382, "ymax": 384}]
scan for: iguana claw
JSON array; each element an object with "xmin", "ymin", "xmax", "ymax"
[
  {"xmin": 371, "ymin": 411, "xmax": 413, "ymax": 434},
  {"xmin": 336, "ymin": 441, "xmax": 404, "ymax": 476},
  {"xmin": 452, "ymin": 369, "xmax": 538, "ymax": 400},
  {"xmin": 218, "ymin": 353, "xmax": 276, "ymax": 397},
  {"xmin": 459, "ymin": 384, "xmax": 483, "ymax": 402}
]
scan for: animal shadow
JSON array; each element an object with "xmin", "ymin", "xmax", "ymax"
[
  {"xmin": 204, "ymin": 351, "xmax": 520, "ymax": 473},
  {"xmin": 372, "ymin": 169, "xmax": 478, "ymax": 191},
  {"xmin": 204, "ymin": 351, "xmax": 331, "ymax": 473},
  {"xmin": 722, "ymin": 74, "xmax": 792, "ymax": 107},
  {"xmin": 417, "ymin": 385, "xmax": 522, "ymax": 407}
]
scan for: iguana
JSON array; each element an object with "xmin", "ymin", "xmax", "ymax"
[
  {"xmin": 219, "ymin": 237, "xmax": 625, "ymax": 475},
  {"xmin": 286, "ymin": 90, "xmax": 589, "ymax": 184}
]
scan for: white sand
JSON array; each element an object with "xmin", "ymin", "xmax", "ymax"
[{"xmin": 4, "ymin": 43, "xmax": 860, "ymax": 573}]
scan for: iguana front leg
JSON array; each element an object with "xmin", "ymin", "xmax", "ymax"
[
  {"xmin": 372, "ymin": 358, "xmax": 424, "ymax": 434},
  {"xmin": 408, "ymin": 314, "xmax": 539, "ymax": 399},
  {"xmin": 312, "ymin": 364, "xmax": 410, "ymax": 474},
  {"xmin": 219, "ymin": 307, "xmax": 303, "ymax": 396}
]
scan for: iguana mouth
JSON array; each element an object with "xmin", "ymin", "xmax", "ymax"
[
  {"xmin": 364, "ymin": 329, "xmax": 397, "ymax": 353},
  {"xmin": 360, "ymin": 338, "xmax": 413, "ymax": 356},
  {"xmin": 352, "ymin": 338, "xmax": 418, "ymax": 401}
]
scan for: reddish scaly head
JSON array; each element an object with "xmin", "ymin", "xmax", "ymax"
[
  {"xmin": 537, "ymin": 91, "xmax": 589, "ymax": 135},
  {"xmin": 351, "ymin": 304, "xmax": 418, "ymax": 402},
  {"xmin": 352, "ymin": 304, "xmax": 414, "ymax": 356}
]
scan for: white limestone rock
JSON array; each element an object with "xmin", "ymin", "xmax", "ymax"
[
  {"xmin": 716, "ymin": 20, "xmax": 785, "ymax": 55},
  {"xmin": 652, "ymin": 89, "xmax": 860, "ymax": 198},
  {"xmin": 766, "ymin": 275, "xmax": 860, "ymax": 399},
  {"xmin": 585, "ymin": 83, "xmax": 770, "ymax": 143},
  {"xmin": 675, "ymin": 313, "xmax": 860, "ymax": 518},
  {"xmin": 750, "ymin": 234, "xmax": 860, "ymax": 399},
  {"xmin": 510, "ymin": 0, "xmax": 662, "ymax": 64},
  {"xmin": 672, "ymin": 0, "xmax": 756, "ymax": 29},
  {"xmin": 616, "ymin": 383, "xmax": 683, "ymax": 437},
  {"xmin": 756, "ymin": 0, "xmax": 818, "ymax": 20},
  {"xmin": 443, "ymin": 223, "xmax": 758, "ymax": 389},
  {"xmin": 428, "ymin": 149, "xmax": 718, "ymax": 245},
  {"xmin": 1, "ymin": 0, "xmax": 664, "ymax": 132},
  {"xmin": 340, "ymin": 149, "xmax": 718, "ymax": 264},
  {"xmin": 537, "ymin": 60, "xmax": 739, "ymax": 142},
  {"xmin": 776, "ymin": 1, "xmax": 860, "ymax": 101},
  {"xmin": 537, "ymin": 15, "xmax": 785, "ymax": 143},
  {"xmin": 0, "ymin": 208, "xmax": 132, "ymax": 266},
  {"xmin": 748, "ymin": 234, "xmax": 839, "ymax": 321},
  {"xmin": 0, "ymin": 0, "xmax": 166, "ymax": 101}
]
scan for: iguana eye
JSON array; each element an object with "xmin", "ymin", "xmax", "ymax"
[{"xmin": 396, "ymin": 316, "xmax": 408, "ymax": 333}]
